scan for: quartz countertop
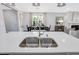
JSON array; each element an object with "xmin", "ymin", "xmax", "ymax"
[{"xmin": 0, "ymin": 32, "xmax": 79, "ymax": 54}]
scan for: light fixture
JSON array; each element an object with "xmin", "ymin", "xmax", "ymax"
[
  {"xmin": 32, "ymin": 3, "xmax": 40, "ymax": 7},
  {"xmin": 57, "ymin": 3, "xmax": 66, "ymax": 7}
]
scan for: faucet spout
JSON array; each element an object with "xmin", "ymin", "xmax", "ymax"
[
  {"xmin": 38, "ymin": 20, "xmax": 40, "ymax": 37},
  {"xmin": 38, "ymin": 21, "xmax": 44, "ymax": 37}
]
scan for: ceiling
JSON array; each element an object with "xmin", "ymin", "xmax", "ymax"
[{"xmin": 14, "ymin": 3, "xmax": 79, "ymax": 12}]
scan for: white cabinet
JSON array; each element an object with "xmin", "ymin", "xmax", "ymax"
[
  {"xmin": 72, "ymin": 12, "xmax": 79, "ymax": 22},
  {"xmin": 76, "ymin": 30, "xmax": 79, "ymax": 38},
  {"xmin": 66, "ymin": 12, "xmax": 79, "ymax": 22}
]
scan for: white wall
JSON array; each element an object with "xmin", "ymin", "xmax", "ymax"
[
  {"xmin": 0, "ymin": 4, "xmax": 15, "ymax": 33},
  {"xmin": 0, "ymin": 10, "xmax": 6, "ymax": 33},
  {"xmin": 46, "ymin": 13, "xmax": 55, "ymax": 30},
  {"xmin": 22, "ymin": 13, "xmax": 31, "ymax": 30},
  {"xmin": 0, "ymin": 4, "xmax": 6, "ymax": 33}
]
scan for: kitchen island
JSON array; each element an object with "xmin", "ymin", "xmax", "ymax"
[{"xmin": 0, "ymin": 32, "xmax": 79, "ymax": 55}]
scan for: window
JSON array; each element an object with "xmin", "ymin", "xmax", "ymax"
[{"xmin": 32, "ymin": 15, "xmax": 43, "ymax": 26}]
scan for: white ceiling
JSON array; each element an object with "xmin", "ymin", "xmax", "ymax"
[{"xmin": 15, "ymin": 3, "xmax": 79, "ymax": 12}]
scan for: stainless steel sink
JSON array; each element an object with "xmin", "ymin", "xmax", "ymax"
[
  {"xmin": 40, "ymin": 38, "xmax": 58, "ymax": 47},
  {"xmin": 19, "ymin": 37, "xmax": 39, "ymax": 47},
  {"xmin": 26, "ymin": 37, "xmax": 39, "ymax": 47},
  {"xmin": 19, "ymin": 37, "xmax": 58, "ymax": 48}
]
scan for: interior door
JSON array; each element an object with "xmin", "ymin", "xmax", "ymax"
[{"xmin": 3, "ymin": 10, "xmax": 19, "ymax": 32}]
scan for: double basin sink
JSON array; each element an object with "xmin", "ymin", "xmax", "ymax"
[{"xmin": 19, "ymin": 37, "xmax": 58, "ymax": 48}]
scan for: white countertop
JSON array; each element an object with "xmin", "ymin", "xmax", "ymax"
[{"xmin": 0, "ymin": 32, "xmax": 79, "ymax": 54}]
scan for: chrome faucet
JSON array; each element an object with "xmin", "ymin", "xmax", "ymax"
[{"xmin": 38, "ymin": 21, "xmax": 44, "ymax": 37}]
